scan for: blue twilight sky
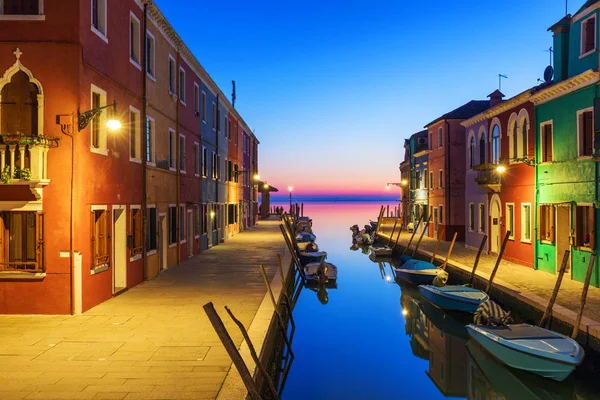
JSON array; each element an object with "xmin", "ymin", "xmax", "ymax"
[{"xmin": 155, "ymin": 0, "xmax": 577, "ymax": 198}]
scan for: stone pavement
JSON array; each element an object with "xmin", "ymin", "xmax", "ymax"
[
  {"xmin": 0, "ymin": 218, "xmax": 290, "ymax": 400},
  {"xmin": 379, "ymin": 227, "xmax": 600, "ymax": 341}
]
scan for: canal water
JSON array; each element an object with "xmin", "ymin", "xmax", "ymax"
[{"xmin": 272, "ymin": 201, "xmax": 600, "ymax": 400}]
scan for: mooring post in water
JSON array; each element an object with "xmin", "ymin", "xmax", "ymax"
[
  {"xmin": 387, "ymin": 220, "xmax": 398, "ymax": 246},
  {"xmin": 484, "ymin": 231, "xmax": 510, "ymax": 293},
  {"xmin": 429, "ymin": 237, "xmax": 442, "ymax": 264},
  {"xmin": 393, "ymin": 225, "xmax": 403, "ymax": 250},
  {"xmin": 301, "ymin": 203, "xmax": 303, "ymax": 217},
  {"xmin": 224, "ymin": 306, "xmax": 280, "ymax": 400},
  {"xmin": 374, "ymin": 206, "xmax": 385, "ymax": 238},
  {"xmin": 540, "ymin": 250, "xmax": 570, "ymax": 328},
  {"xmin": 260, "ymin": 264, "xmax": 295, "ymax": 356},
  {"xmin": 276, "ymin": 255, "xmax": 296, "ymax": 334},
  {"xmin": 441, "ymin": 232, "xmax": 458, "ymax": 270},
  {"xmin": 402, "ymin": 214, "xmax": 423, "ymax": 256},
  {"xmin": 386, "ymin": 205, "xmax": 389, "ymax": 217},
  {"xmin": 412, "ymin": 215, "xmax": 431, "ymax": 257},
  {"xmin": 572, "ymin": 254, "xmax": 596, "ymax": 339},
  {"xmin": 469, "ymin": 235, "xmax": 488, "ymax": 286},
  {"xmin": 279, "ymin": 225, "xmax": 305, "ymax": 280},
  {"xmin": 203, "ymin": 302, "xmax": 262, "ymax": 400}
]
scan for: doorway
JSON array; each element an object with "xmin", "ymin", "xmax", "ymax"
[
  {"xmin": 159, "ymin": 214, "xmax": 167, "ymax": 271},
  {"xmin": 433, "ymin": 208, "xmax": 438, "ymax": 239},
  {"xmin": 188, "ymin": 209, "xmax": 194, "ymax": 257},
  {"xmin": 490, "ymin": 196, "xmax": 501, "ymax": 253},
  {"xmin": 556, "ymin": 205, "xmax": 571, "ymax": 276},
  {"xmin": 112, "ymin": 208, "xmax": 127, "ymax": 294}
]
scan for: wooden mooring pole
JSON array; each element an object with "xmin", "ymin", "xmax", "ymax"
[
  {"xmin": 402, "ymin": 214, "xmax": 423, "ymax": 256},
  {"xmin": 260, "ymin": 264, "xmax": 295, "ymax": 358},
  {"xmin": 540, "ymin": 250, "xmax": 570, "ymax": 328},
  {"xmin": 484, "ymin": 231, "xmax": 510, "ymax": 293},
  {"xmin": 203, "ymin": 302, "xmax": 262, "ymax": 400},
  {"xmin": 387, "ymin": 220, "xmax": 398, "ymax": 246},
  {"xmin": 429, "ymin": 237, "xmax": 442, "ymax": 264},
  {"xmin": 441, "ymin": 232, "xmax": 458, "ymax": 270},
  {"xmin": 469, "ymin": 235, "xmax": 488, "ymax": 286},
  {"xmin": 572, "ymin": 254, "xmax": 596, "ymax": 339},
  {"xmin": 412, "ymin": 215, "xmax": 431, "ymax": 257}
]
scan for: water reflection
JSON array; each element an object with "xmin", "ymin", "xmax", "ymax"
[{"xmin": 304, "ymin": 281, "xmax": 337, "ymax": 305}]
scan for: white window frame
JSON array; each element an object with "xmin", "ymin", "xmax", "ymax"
[
  {"xmin": 521, "ymin": 203, "xmax": 532, "ymax": 243},
  {"xmin": 179, "ymin": 204, "xmax": 186, "ymax": 244},
  {"xmin": 0, "ymin": 0, "xmax": 45, "ymax": 20},
  {"xmin": 193, "ymin": 83, "xmax": 200, "ymax": 115},
  {"xmin": 179, "ymin": 133, "xmax": 186, "ymax": 173},
  {"xmin": 145, "ymin": 30, "xmax": 156, "ymax": 81},
  {"xmin": 540, "ymin": 120, "xmax": 554, "ymax": 163},
  {"xmin": 580, "ymin": 14, "xmax": 597, "ymax": 58},
  {"xmin": 90, "ymin": 0, "xmax": 108, "ymax": 43},
  {"xmin": 202, "ymin": 146, "xmax": 208, "ymax": 177},
  {"xmin": 577, "ymin": 107, "xmax": 594, "ymax": 158},
  {"xmin": 129, "ymin": 11, "xmax": 141, "ymax": 70},
  {"xmin": 505, "ymin": 202, "xmax": 515, "ymax": 240},
  {"xmin": 478, "ymin": 203, "xmax": 485, "ymax": 233},
  {"xmin": 129, "ymin": 204, "xmax": 142, "ymax": 261},
  {"xmin": 468, "ymin": 203, "xmax": 475, "ymax": 232},
  {"xmin": 193, "ymin": 142, "xmax": 200, "ymax": 177},
  {"xmin": 90, "ymin": 84, "xmax": 108, "ymax": 156},
  {"xmin": 168, "ymin": 128, "xmax": 176, "ymax": 172},
  {"xmin": 146, "ymin": 115, "xmax": 156, "ymax": 166},
  {"xmin": 129, "ymin": 105, "xmax": 141, "ymax": 163},
  {"xmin": 179, "ymin": 67, "xmax": 186, "ymax": 105},
  {"xmin": 201, "ymin": 91, "xmax": 207, "ymax": 122},
  {"xmin": 168, "ymin": 55, "xmax": 176, "ymax": 94},
  {"xmin": 439, "ymin": 169, "xmax": 443, "ymax": 188}
]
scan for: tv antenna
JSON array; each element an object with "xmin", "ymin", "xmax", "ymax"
[
  {"xmin": 231, "ymin": 80, "xmax": 236, "ymax": 108},
  {"xmin": 498, "ymin": 74, "xmax": 508, "ymax": 91},
  {"xmin": 544, "ymin": 47, "xmax": 554, "ymax": 67}
]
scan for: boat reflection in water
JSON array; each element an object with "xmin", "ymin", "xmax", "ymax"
[{"xmin": 304, "ymin": 280, "xmax": 337, "ymax": 305}]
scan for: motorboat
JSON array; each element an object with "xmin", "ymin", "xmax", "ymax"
[
  {"xmin": 395, "ymin": 259, "xmax": 441, "ymax": 285},
  {"xmin": 299, "ymin": 251, "xmax": 327, "ymax": 266},
  {"xmin": 304, "ymin": 262, "xmax": 337, "ymax": 282},
  {"xmin": 466, "ymin": 324, "xmax": 585, "ymax": 382},
  {"xmin": 296, "ymin": 232, "xmax": 316, "ymax": 242},
  {"xmin": 419, "ymin": 285, "xmax": 489, "ymax": 313},
  {"xmin": 369, "ymin": 243, "xmax": 393, "ymax": 257},
  {"xmin": 297, "ymin": 242, "xmax": 318, "ymax": 252}
]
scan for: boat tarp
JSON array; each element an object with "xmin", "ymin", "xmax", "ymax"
[{"xmin": 481, "ymin": 325, "xmax": 564, "ymax": 340}]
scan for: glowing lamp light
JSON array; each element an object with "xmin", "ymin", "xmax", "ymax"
[
  {"xmin": 210, "ymin": 210, "xmax": 215, "ymax": 219},
  {"xmin": 402, "ymin": 309, "xmax": 408, "ymax": 317},
  {"xmin": 288, "ymin": 185, "xmax": 293, "ymax": 192},
  {"xmin": 386, "ymin": 185, "xmax": 391, "ymax": 190},
  {"xmin": 253, "ymin": 174, "xmax": 260, "ymax": 181},
  {"xmin": 401, "ymin": 179, "xmax": 408, "ymax": 186},
  {"xmin": 385, "ymin": 275, "xmax": 391, "ymax": 282},
  {"xmin": 106, "ymin": 119, "xmax": 121, "ymax": 131},
  {"xmin": 496, "ymin": 165, "xmax": 506, "ymax": 173},
  {"xmin": 263, "ymin": 183, "xmax": 269, "ymax": 189}
]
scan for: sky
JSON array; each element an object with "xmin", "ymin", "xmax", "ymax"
[{"xmin": 155, "ymin": 0, "xmax": 579, "ymax": 200}]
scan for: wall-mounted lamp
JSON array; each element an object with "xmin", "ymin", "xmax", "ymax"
[
  {"xmin": 59, "ymin": 100, "xmax": 121, "ymax": 136},
  {"xmin": 210, "ymin": 210, "xmax": 216, "ymax": 219}
]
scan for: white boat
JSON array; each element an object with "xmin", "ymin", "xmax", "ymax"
[
  {"xmin": 369, "ymin": 244, "xmax": 392, "ymax": 257},
  {"xmin": 297, "ymin": 242, "xmax": 318, "ymax": 252},
  {"xmin": 304, "ymin": 262, "xmax": 337, "ymax": 282}
]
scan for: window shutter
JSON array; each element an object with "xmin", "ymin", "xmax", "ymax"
[
  {"xmin": 549, "ymin": 205, "xmax": 556, "ymax": 243},
  {"xmin": 91, "ymin": 211, "xmax": 96, "ymax": 267},
  {"xmin": 36, "ymin": 212, "xmax": 44, "ymax": 272},
  {"xmin": 586, "ymin": 19, "xmax": 596, "ymax": 52},
  {"xmin": 537, "ymin": 205, "xmax": 543, "ymax": 241},
  {"xmin": 586, "ymin": 111, "xmax": 594, "ymax": 155}
]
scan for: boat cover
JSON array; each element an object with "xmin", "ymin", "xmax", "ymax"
[
  {"xmin": 479, "ymin": 325, "xmax": 564, "ymax": 340},
  {"xmin": 402, "ymin": 259, "xmax": 435, "ymax": 271},
  {"xmin": 425, "ymin": 285, "xmax": 488, "ymax": 300}
]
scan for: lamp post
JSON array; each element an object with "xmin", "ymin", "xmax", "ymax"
[
  {"xmin": 59, "ymin": 101, "xmax": 121, "ymax": 315},
  {"xmin": 288, "ymin": 185, "xmax": 293, "ymax": 213}
]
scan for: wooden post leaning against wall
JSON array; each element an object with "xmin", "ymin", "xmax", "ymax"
[
  {"xmin": 540, "ymin": 249, "xmax": 570, "ymax": 328},
  {"xmin": 572, "ymin": 254, "xmax": 596, "ymax": 339}
]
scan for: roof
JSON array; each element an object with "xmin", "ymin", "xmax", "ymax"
[
  {"xmin": 487, "ymin": 89, "xmax": 505, "ymax": 99},
  {"xmin": 576, "ymin": 0, "xmax": 599, "ymax": 16},
  {"xmin": 424, "ymin": 100, "xmax": 490, "ymax": 128}
]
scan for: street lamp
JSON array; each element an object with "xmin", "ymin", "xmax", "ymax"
[
  {"xmin": 496, "ymin": 165, "xmax": 506, "ymax": 173},
  {"xmin": 288, "ymin": 185, "xmax": 293, "ymax": 213}
]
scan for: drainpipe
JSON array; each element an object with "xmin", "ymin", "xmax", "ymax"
[
  {"xmin": 215, "ymin": 94, "xmax": 219, "ymax": 240},
  {"xmin": 176, "ymin": 50, "xmax": 181, "ymax": 264},
  {"xmin": 534, "ymin": 106, "xmax": 538, "ymax": 270},
  {"xmin": 445, "ymin": 119, "xmax": 451, "ymax": 239},
  {"xmin": 141, "ymin": 3, "xmax": 148, "ymax": 280}
]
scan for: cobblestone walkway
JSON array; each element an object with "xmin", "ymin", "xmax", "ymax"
[{"xmin": 0, "ymin": 219, "xmax": 289, "ymax": 400}]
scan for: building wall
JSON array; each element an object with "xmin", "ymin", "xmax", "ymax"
[
  {"xmin": 568, "ymin": 8, "xmax": 600, "ymax": 78},
  {"xmin": 464, "ymin": 120, "xmax": 489, "ymax": 251}
]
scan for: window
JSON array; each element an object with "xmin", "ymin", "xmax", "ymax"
[
  {"xmin": 130, "ymin": 208, "xmax": 142, "ymax": 258},
  {"xmin": 228, "ymin": 204, "xmax": 235, "ymax": 225},
  {"xmin": 575, "ymin": 205, "xmax": 595, "ymax": 249},
  {"xmin": 91, "ymin": 0, "xmax": 107, "ymax": 39},
  {"xmin": 179, "ymin": 68, "xmax": 186, "ymax": 103},
  {"xmin": 511, "ymin": 122, "xmax": 517, "ymax": 160},
  {"xmin": 168, "ymin": 56, "xmax": 176, "ymax": 94},
  {"xmin": 506, "ymin": 203, "xmax": 514, "ymax": 240},
  {"xmin": 169, "ymin": 206, "xmax": 177, "ymax": 245},
  {"xmin": 491, "ymin": 125, "xmax": 500, "ymax": 164},
  {"xmin": 521, "ymin": 204, "xmax": 531, "ymax": 242},
  {"xmin": 438, "ymin": 127, "xmax": 443, "ymax": 148},
  {"xmin": 538, "ymin": 204, "xmax": 555, "ymax": 243},
  {"xmin": 129, "ymin": 107, "xmax": 141, "ymax": 161},
  {"xmin": 146, "ymin": 116, "xmax": 155, "ymax": 164},
  {"xmin": 179, "ymin": 135, "xmax": 186, "ymax": 172},
  {"xmin": 479, "ymin": 133, "xmax": 486, "ymax": 164},
  {"xmin": 217, "ymin": 154, "xmax": 222, "ymax": 181},
  {"xmin": 225, "ymin": 118, "xmax": 230, "ymax": 140},
  {"xmin": 234, "ymin": 164, "xmax": 239, "ymax": 183},
  {"xmin": 168, "ymin": 129, "xmax": 176, "ymax": 170},
  {"xmin": 202, "ymin": 204, "xmax": 208, "ymax": 234},
  {"xmin": 194, "ymin": 83, "xmax": 199, "ymax": 115},
  {"xmin": 212, "ymin": 206, "xmax": 218, "ymax": 231},
  {"xmin": 202, "ymin": 146, "xmax": 208, "ymax": 177},
  {"xmin": 91, "ymin": 209, "xmax": 109, "ymax": 269},
  {"xmin": 581, "ymin": 15, "xmax": 596, "ymax": 56},
  {"xmin": 2, "ymin": 0, "xmax": 41, "ymax": 15},
  {"xmin": 469, "ymin": 203, "xmax": 475, "ymax": 231},
  {"xmin": 428, "ymin": 171, "xmax": 433, "ymax": 189},
  {"xmin": 234, "ymin": 124, "xmax": 239, "ymax": 145},
  {"xmin": 146, "ymin": 207, "xmax": 156, "ymax": 252},
  {"xmin": 469, "ymin": 136, "xmax": 475, "ymax": 168},
  {"xmin": 439, "ymin": 205, "xmax": 443, "ymax": 224},
  {"xmin": 439, "ymin": 170, "xmax": 443, "ymax": 188},
  {"xmin": 146, "ymin": 32, "xmax": 155, "ymax": 78},
  {"xmin": 90, "ymin": 85, "xmax": 107, "ymax": 153},
  {"xmin": 520, "ymin": 119, "xmax": 528, "ymax": 158},
  {"xmin": 1, "ymin": 70, "xmax": 40, "ymax": 137},
  {"xmin": 0, "ymin": 211, "xmax": 44, "ymax": 272},
  {"xmin": 194, "ymin": 143, "xmax": 200, "ymax": 176},
  {"xmin": 429, "ymin": 133, "xmax": 432, "ymax": 150},
  {"xmin": 212, "ymin": 102, "xmax": 216, "ymax": 130},
  {"xmin": 212, "ymin": 151, "xmax": 217, "ymax": 179},
  {"xmin": 130, "ymin": 12, "xmax": 140, "ymax": 66},
  {"xmin": 541, "ymin": 123, "xmax": 553, "ymax": 162},
  {"xmin": 179, "ymin": 205, "xmax": 186, "ymax": 242},
  {"xmin": 578, "ymin": 109, "xmax": 594, "ymax": 157},
  {"xmin": 194, "ymin": 206, "xmax": 200, "ymax": 237},
  {"xmin": 201, "ymin": 91, "xmax": 207, "ymax": 122},
  {"xmin": 415, "ymin": 170, "xmax": 421, "ymax": 189},
  {"xmin": 479, "ymin": 203, "xmax": 485, "ymax": 233}
]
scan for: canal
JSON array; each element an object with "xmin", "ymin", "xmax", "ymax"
[{"xmin": 271, "ymin": 201, "xmax": 600, "ymax": 400}]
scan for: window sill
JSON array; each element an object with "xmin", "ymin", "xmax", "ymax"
[
  {"xmin": 540, "ymin": 240, "xmax": 554, "ymax": 245},
  {"xmin": 130, "ymin": 58, "xmax": 142, "ymax": 71},
  {"xmin": 91, "ymin": 147, "xmax": 109, "ymax": 156},
  {"xmin": 194, "ymin": 173, "xmax": 200, "ymax": 177},
  {"xmin": 0, "ymin": 15, "xmax": 45, "ymax": 21},
  {"xmin": 147, "ymin": 73, "xmax": 156, "ymax": 82},
  {"xmin": 180, "ymin": 100, "xmax": 186, "ymax": 107},
  {"xmin": 508, "ymin": 236, "xmax": 515, "ymax": 241},
  {"xmin": 91, "ymin": 26, "xmax": 108, "ymax": 44},
  {"xmin": 129, "ymin": 254, "xmax": 142, "ymax": 262},
  {"xmin": 180, "ymin": 240, "xmax": 186, "ymax": 244},
  {"xmin": 180, "ymin": 170, "xmax": 186, "ymax": 174},
  {"xmin": 146, "ymin": 249, "xmax": 157, "ymax": 256},
  {"xmin": 577, "ymin": 155, "xmax": 594, "ymax": 160},
  {"xmin": 147, "ymin": 161, "xmax": 156, "ymax": 167},
  {"xmin": 129, "ymin": 157, "xmax": 142, "ymax": 164},
  {"xmin": 169, "ymin": 243, "xmax": 177, "ymax": 248},
  {"xmin": 579, "ymin": 49, "xmax": 596, "ymax": 59},
  {"xmin": 169, "ymin": 167, "xmax": 176, "ymax": 172},
  {"xmin": 575, "ymin": 246, "xmax": 595, "ymax": 253},
  {"xmin": 91, "ymin": 265, "xmax": 109, "ymax": 275},
  {"xmin": 194, "ymin": 235, "xmax": 200, "ymax": 239},
  {"xmin": 521, "ymin": 238, "xmax": 532, "ymax": 244},
  {"xmin": 0, "ymin": 271, "xmax": 46, "ymax": 280}
]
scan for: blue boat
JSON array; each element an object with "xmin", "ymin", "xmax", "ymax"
[
  {"xmin": 466, "ymin": 324, "xmax": 585, "ymax": 382},
  {"xmin": 419, "ymin": 285, "xmax": 489, "ymax": 313},
  {"xmin": 299, "ymin": 251, "xmax": 327, "ymax": 266},
  {"xmin": 296, "ymin": 232, "xmax": 316, "ymax": 242},
  {"xmin": 395, "ymin": 259, "xmax": 440, "ymax": 285}
]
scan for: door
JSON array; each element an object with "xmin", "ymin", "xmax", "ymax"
[
  {"xmin": 433, "ymin": 208, "xmax": 438, "ymax": 239},
  {"xmin": 491, "ymin": 199, "xmax": 501, "ymax": 253},
  {"xmin": 159, "ymin": 215, "xmax": 167, "ymax": 271},
  {"xmin": 188, "ymin": 210, "xmax": 194, "ymax": 257},
  {"xmin": 556, "ymin": 205, "xmax": 571, "ymax": 276},
  {"xmin": 112, "ymin": 209, "xmax": 127, "ymax": 294}
]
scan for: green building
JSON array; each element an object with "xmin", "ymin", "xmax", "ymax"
[{"xmin": 532, "ymin": 0, "xmax": 600, "ymax": 285}]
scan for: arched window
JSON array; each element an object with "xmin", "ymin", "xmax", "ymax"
[
  {"xmin": 491, "ymin": 125, "xmax": 500, "ymax": 164},
  {"xmin": 1, "ymin": 70, "xmax": 39, "ymax": 136},
  {"xmin": 469, "ymin": 136, "xmax": 475, "ymax": 168},
  {"xmin": 479, "ymin": 133, "xmax": 486, "ymax": 164},
  {"xmin": 521, "ymin": 119, "xmax": 528, "ymax": 157},
  {"xmin": 511, "ymin": 122, "xmax": 518, "ymax": 160}
]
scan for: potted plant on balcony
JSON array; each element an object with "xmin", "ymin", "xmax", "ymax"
[
  {"xmin": 14, "ymin": 166, "xmax": 31, "ymax": 181},
  {"xmin": 1, "ymin": 165, "xmax": 11, "ymax": 184},
  {"xmin": 1, "ymin": 132, "xmax": 22, "ymax": 145}
]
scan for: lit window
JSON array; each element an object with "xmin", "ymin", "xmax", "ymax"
[
  {"xmin": 575, "ymin": 205, "xmax": 595, "ymax": 249},
  {"xmin": 538, "ymin": 204, "xmax": 555, "ymax": 243}
]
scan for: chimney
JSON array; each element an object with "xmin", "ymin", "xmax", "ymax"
[
  {"xmin": 487, "ymin": 90, "xmax": 505, "ymax": 107},
  {"xmin": 548, "ymin": 15, "xmax": 571, "ymax": 82}
]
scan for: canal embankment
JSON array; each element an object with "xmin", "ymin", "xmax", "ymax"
[
  {"xmin": 0, "ymin": 217, "xmax": 290, "ymax": 400},
  {"xmin": 376, "ymin": 219, "xmax": 600, "ymax": 351}
]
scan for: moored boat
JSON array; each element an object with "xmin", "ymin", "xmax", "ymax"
[
  {"xmin": 395, "ymin": 259, "xmax": 440, "ymax": 285},
  {"xmin": 419, "ymin": 285, "xmax": 489, "ymax": 313},
  {"xmin": 296, "ymin": 232, "xmax": 317, "ymax": 242},
  {"xmin": 466, "ymin": 324, "xmax": 585, "ymax": 382},
  {"xmin": 299, "ymin": 251, "xmax": 327, "ymax": 266},
  {"xmin": 297, "ymin": 242, "xmax": 319, "ymax": 252},
  {"xmin": 369, "ymin": 243, "xmax": 393, "ymax": 257},
  {"xmin": 304, "ymin": 262, "xmax": 338, "ymax": 282}
]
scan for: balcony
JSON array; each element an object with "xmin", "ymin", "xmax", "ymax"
[{"xmin": 473, "ymin": 163, "xmax": 502, "ymax": 193}]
